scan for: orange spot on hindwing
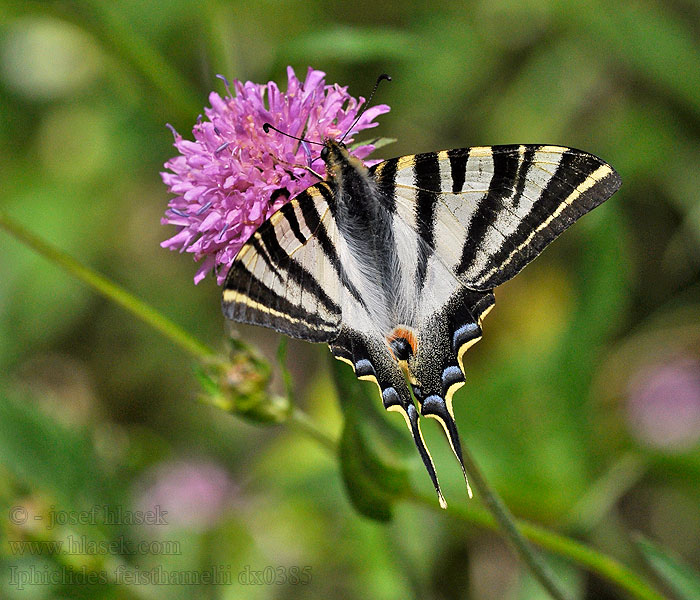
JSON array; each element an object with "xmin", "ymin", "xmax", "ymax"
[{"xmin": 386, "ymin": 326, "xmax": 418, "ymax": 362}]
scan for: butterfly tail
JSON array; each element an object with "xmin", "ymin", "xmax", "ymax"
[
  {"xmin": 386, "ymin": 388, "xmax": 447, "ymax": 508},
  {"xmin": 332, "ymin": 330, "xmax": 447, "ymax": 508},
  {"xmin": 418, "ymin": 393, "xmax": 473, "ymax": 499},
  {"xmin": 404, "ymin": 402, "xmax": 447, "ymax": 508}
]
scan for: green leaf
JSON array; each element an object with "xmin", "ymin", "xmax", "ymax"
[
  {"xmin": 339, "ymin": 418, "xmax": 392, "ymax": 522},
  {"xmin": 635, "ymin": 535, "xmax": 700, "ymax": 600},
  {"xmin": 0, "ymin": 392, "xmax": 110, "ymax": 505},
  {"xmin": 331, "ymin": 358, "xmax": 410, "ymax": 521}
]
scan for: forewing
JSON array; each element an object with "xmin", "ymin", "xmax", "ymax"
[
  {"xmin": 370, "ymin": 145, "xmax": 621, "ymax": 293},
  {"xmin": 222, "ymin": 183, "xmax": 344, "ymax": 342}
]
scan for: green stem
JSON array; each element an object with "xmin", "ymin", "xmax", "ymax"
[
  {"xmin": 406, "ymin": 491, "xmax": 666, "ymax": 600},
  {"xmin": 297, "ymin": 397, "xmax": 662, "ymax": 600},
  {"xmin": 288, "ymin": 407, "xmax": 338, "ymax": 454},
  {"xmin": 0, "ymin": 212, "xmax": 665, "ymax": 600},
  {"xmin": 0, "ymin": 211, "xmax": 215, "ymax": 361},
  {"xmin": 458, "ymin": 443, "xmax": 571, "ymax": 600}
]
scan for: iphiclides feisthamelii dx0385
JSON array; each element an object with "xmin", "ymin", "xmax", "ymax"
[{"xmin": 222, "ymin": 125, "xmax": 621, "ymax": 508}]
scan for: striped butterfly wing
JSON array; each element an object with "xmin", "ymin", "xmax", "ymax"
[
  {"xmin": 222, "ymin": 183, "xmax": 345, "ymax": 342},
  {"xmin": 221, "ymin": 142, "xmax": 621, "ymax": 507},
  {"xmin": 366, "ymin": 145, "xmax": 621, "ymax": 492},
  {"xmin": 371, "ymin": 144, "xmax": 621, "ymax": 400},
  {"xmin": 373, "ymin": 144, "xmax": 621, "ymax": 294},
  {"xmin": 223, "ymin": 166, "xmax": 457, "ymax": 506}
]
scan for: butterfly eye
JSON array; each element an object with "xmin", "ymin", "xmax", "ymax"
[{"xmin": 320, "ymin": 146, "xmax": 330, "ymax": 161}]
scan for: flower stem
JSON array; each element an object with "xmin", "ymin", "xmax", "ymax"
[
  {"xmin": 458, "ymin": 444, "xmax": 571, "ymax": 600},
  {"xmin": 405, "ymin": 491, "xmax": 666, "ymax": 600},
  {"xmin": 0, "ymin": 211, "xmax": 215, "ymax": 361}
]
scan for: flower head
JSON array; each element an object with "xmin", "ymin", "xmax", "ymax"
[
  {"xmin": 626, "ymin": 355, "xmax": 700, "ymax": 451},
  {"xmin": 161, "ymin": 67, "xmax": 389, "ymax": 284},
  {"xmin": 134, "ymin": 459, "xmax": 237, "ymax": 531}
]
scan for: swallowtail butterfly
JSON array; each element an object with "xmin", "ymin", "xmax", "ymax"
[{"xmin": 222, "ymin": 138, "xmax": 621, "ymax": 507}]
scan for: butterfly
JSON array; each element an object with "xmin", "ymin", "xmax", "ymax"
[{"xmin": 222, "ymin": 139, "xmax": 621, "ymax": 507}]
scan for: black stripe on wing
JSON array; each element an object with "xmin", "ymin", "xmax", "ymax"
[
  {"xmin": 414, "ymin": 153, "xmax": 441, "ymax": 288},
  {"xmin": 279, "ymin": 201, "xmax": 307, "ymax": 246},
  {"xmin": 512, "ymin": 145, "xmax": 537, "ymax": 209},
  {"xmin": 456, "ymin": 145, "xmax": 522, "ymax": 275},
  {"xmin": 222, "ymin": 186, "xmax": 344, "ymax": 343},
  {"xmin": 250, "ymin": 236, "xmax": 283, "ymax": 284},
  {"xmin": 469, "ymin": 147, "xmax": 621, "ymax": 290},
  {"xmin": 447, "ymin": 148, "xmax": 468, "ymax": 194},
  {"xmin": 373, "ymin": 157, "xmax": 398, "ymax": 212},
  {"xmin": 256, "ymin": 222, "xmax": 339, "ymax": 315},
  {"xmin": 373, "ymin": 145, "xmax": 620, "ymax": 294},
  {"xmin": 312, "ymin": 185, "xmax": 369, "ymax": 310},
  {"xmin": 223, "ymin": 262, "xmax": 339, "ymax": 341}
]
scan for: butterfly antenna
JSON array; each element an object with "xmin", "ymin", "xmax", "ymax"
[
  {"xmin": 339, "ymin": 73, "xmax": 391, "ymax": 143},
  {"xmin": 406, "ymin": 404, "xmax": 447, "ymax": 508},
  {"xmin": 262, "ymin": 122, "xmax": 324, "ymax": 146}
]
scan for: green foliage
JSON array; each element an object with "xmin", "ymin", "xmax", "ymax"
[
  {"xmin": 635, "ymin": 536, "xmax": 700, "ymax": 600},
  {"xmin": 195, "ymin": 338, "xmax": 291, "ymax": 424},
  {"xmin": 333, "ymin": 359, "xmax": 411, "ymax": 522},
  {"xmin": 0, "ymin": 393, "xmax": 110, "ymax": 505}
]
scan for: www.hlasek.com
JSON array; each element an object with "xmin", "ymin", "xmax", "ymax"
[
  {"xmin": 9, "ymin": 565, "xmax": 312, "ymax": 589},
  {"xmin": 8, "ymin": 535, "xmax": 181, "ymax": 557}
]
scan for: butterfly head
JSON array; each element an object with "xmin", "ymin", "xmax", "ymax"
[{"xmin": 321, "ymin": 139, "xmax": 367, "ymax": 180}]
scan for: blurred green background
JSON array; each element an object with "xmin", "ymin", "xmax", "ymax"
[{"xmin": 1, "ymin": 1, "xmax": 700, "ymax": 598}]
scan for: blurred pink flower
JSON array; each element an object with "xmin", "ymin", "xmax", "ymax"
[
  {"xmin": 626, "ymin": 356, "xmax": 700, "ymax": 451},
  {"xmin": 135, "ymin": 459, "xmax": 237, "ymax": 530},
  {"xmin": 161, "ymin": 66, "xmax": 389, "ymax": 284}
]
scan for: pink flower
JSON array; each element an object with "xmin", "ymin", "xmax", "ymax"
[
  {"xmin": 134, "ymin": 459, "xmax": 237, "ymax": 531},
  {"xmin": 161, "ymin": 66, "xmax": 389, "ymax": 284},
  {"xmin": 626, "ymin": 356, "xmax": 700, "ymax": 451}
]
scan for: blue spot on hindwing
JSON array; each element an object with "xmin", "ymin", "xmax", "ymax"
[
  {"xmin": 355, "ymin": 358, "xmax": 376, "ymax": 378},
  {"xmin": 381, "ymin": 387, "xmax": 401, "ymax": 409},
  {"xmin": 452, "ymin": 322, "xmax": 481, "ymax": 353},
  {"xmin": 441, "ymin": 365, "xmax": 464, "ymax": 391}
]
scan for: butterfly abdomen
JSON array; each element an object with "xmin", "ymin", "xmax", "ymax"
[{"xmin": 324, "ymin": 143, "xmax": 409, "ymax": 327}]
